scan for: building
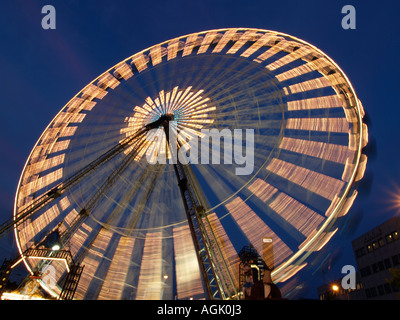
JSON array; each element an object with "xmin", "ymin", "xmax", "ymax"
[
  {"xmin": 352, "ymin": 217, "xmax": 400, "ymax": 299},
  {"xmin": 318, "ymin": 217, "xmax": 400, "ymax": 300}
]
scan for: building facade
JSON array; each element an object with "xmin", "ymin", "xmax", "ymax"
[
  {"xmin": 352, "ymin": 217, "xmax": 400, "ymax": 299},
  {"xmin": 318, "ymin": 217, "xmax": 400, "ymax": 300}
]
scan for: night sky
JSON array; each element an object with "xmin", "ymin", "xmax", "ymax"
[{"xmin": 0, "ymin": 0, "xmax": 399, "ymax": 299}]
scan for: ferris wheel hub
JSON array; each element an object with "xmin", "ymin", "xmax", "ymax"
[{"xmin": 145, "ymin": 113, "xmax": 175, "ymax": 130}]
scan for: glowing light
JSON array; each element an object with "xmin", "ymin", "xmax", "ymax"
[
  {"xmin": 386, "ymin": 183, "xmax": 400, "ymax": 215},
  {"xmin": 120, "ymin": 87, "xmax": 215, "ymax": 161},
  {"xmin": 1, "ymin": 292, "xmax": 48, "ymax": 300},
  {"xmin": 332, "ymin": 284, "xmax": 339, "ymax": 292}
]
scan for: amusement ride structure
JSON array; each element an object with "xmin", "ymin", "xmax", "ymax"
[{"xmin": 0, "ymin": 28, "xmax": 367, "ymax": 300}]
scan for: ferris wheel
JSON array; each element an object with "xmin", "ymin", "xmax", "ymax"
[{"xmin": 4, "ymin": 28, "xmax": 367, "ymax": 300}]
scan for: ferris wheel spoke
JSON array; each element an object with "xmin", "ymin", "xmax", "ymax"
[
  {"xmin": 194, "ymin": 164, "xmax": 240, "ymax": 213},
  {"xmin": 124, "ymin": 165, "xmax": 164, "ymax": 233},
  {"xmin": 0, "ymin": 126, "xmax": 151, "ymax": 240},
  {"xmin": 241, "ymin": 175, "xmax": 325, "ymax": 246},
  {"xmin": 267, "ymin": 158, "xmax": 346, "ymax": 202},
  {"xmin": 225, "ymin": 196, "xmax": 294, "ymax": 268},
  {"xmin": 208, "ymin": 76, "xmax": 280, "ymax": 105},
  {"xmin": 89, "ymin": 163, "xmax": 161, "ymax": 233},
  {"xmin": 174, "ymin": 54, "xmax": 277, "ymax": 106},
  {"xmin": 72, "ymin": 227, "xmax": 115, "ymax": 299},
  {"xmin": 206, "ymin": 77, "xmax": 281, "ymax": 113},
  {"xmin": 243, "ymin": 184, "xmax": 311, "ymax": 245},
  {"xmin": 58, "ymin": 136, "xmax": 150, "ymax": 246},
  {"xmin": 78, "ymin": 137, "xmax": 149, "ymax": 216},
  {"xmin": 97, "ymin": 233, "xmax": 136, "ymax": 299}
]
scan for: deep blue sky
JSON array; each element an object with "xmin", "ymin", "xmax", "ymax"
[{"xmin": 0, "ymin": 0, "xmax": 399, "ymax": 299}]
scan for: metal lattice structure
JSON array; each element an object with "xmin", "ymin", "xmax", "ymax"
[{"xmin": 5, "ymin": 28, "xmax": 367, "ymax": 299}]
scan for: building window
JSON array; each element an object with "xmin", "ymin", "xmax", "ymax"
[
  {"xmin": 384, "ymin": 283, "xmax": 392, "ymax": 294},
  {"xmin": 386, "ymin": 231, "xmax": 398, "ymax": 244},
  {"xmin": 356, "ymin": 247, "xmax": 366, "ymax": 258},
  {"xmin": 371, "ymin": 260, "xmax": 392, "ymax": 274},
  {"xmin": 392, "ymin": 254, "xmax": 400, "ymax": 266},
  {"xmin": 367, "ymin": 244, "xmax": 373, "ymax": 252},
  {"xmin": 365, "ymin": 288, "xmax": 371, "ymax": 299},
  {"xmin": 378, "ymin": 238, "xmax": 385, "ymax": 247},
  {"xmin": 365, "ymin": 287, "xmax": 377, "ymax": 299},
  {"xmin": 360, "ymin": 266, "xmax": 371, "ymax": 277},
  {"xmin": 377, "ymin": 285, "xmax": 385, "ymax": 296},
  {"xmin": 391, "ymin": 282, "xmax": 399, "ymax": 293}
]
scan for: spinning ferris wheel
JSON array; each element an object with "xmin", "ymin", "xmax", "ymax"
[{"xmin": 1, "ymin": 28, "xmax": 367, "ymax": 300}]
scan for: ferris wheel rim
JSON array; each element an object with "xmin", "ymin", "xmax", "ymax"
[{"xmin": 12, "ymin": 28, "xmax": 366, "ymax": 296}]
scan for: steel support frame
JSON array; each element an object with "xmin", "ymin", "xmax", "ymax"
[
  {"xmin": 1, "ymin": 248, "xmax": 83, "ymax": 300},
  {"xmin": 162, "ymin": 118, "xmax": 238, "ymax": 300}
]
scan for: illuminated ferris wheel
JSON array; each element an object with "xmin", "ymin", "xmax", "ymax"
[{"xmin": 2, "ymin": 28, "xmax": 367, "ymax": 300}]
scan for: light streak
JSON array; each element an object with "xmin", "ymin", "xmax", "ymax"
[{"xmin": 173, "ymin": 225, "xmax": 204, "ymax": 300}]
